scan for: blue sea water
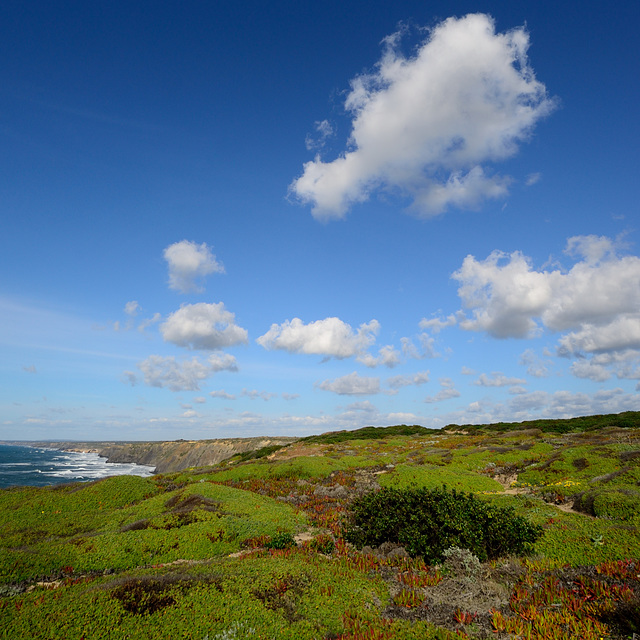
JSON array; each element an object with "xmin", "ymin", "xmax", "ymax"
[{"xmin": 0, "ymin": 444, "xmax": 155, "ymax": 488}]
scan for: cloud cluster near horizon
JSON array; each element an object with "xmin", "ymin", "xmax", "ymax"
[
  {"xmin": 290, "ymin": 13, "xmax": 555, "ymax": 220},
  {"xmin": 454, "ymin": 235, "xmax": 640, "ymax": 383}
]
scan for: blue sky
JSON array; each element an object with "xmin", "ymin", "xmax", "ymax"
[{"xmin": 2, "ymin": 0, "xmax": 639, "ymax": 441}]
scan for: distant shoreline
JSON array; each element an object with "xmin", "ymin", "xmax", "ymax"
[{"xmin": 0, "ymin": 436, "xmax": 299, "ymax": 474}]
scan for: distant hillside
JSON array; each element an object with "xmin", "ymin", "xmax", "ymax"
[
  {"xmin": 447, "ymin": 410, "xmax": 640, "ymax": 435},
  {"xmin": 300, "ymin": 424, "xmax": 435, "ymax": 445}
]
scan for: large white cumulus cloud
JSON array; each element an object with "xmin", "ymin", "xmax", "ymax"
[
  {"xmin": 453, "ymin": 235, "xmax": 640, "ymax": 381},
  {"xmin": 290, "ymin": 13, "xmax": 555, "ymax": 219},
  {"xmin": 257, "ymin": 317, "xmax": 380, "ymax": 361},
  {"xmin": 453, "ymin": 235, "xmax": 640, "ymax": 348}
]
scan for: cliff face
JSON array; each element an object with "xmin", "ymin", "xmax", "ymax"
[
  {"xmin": 27, "ymin": 437, "xmax": 298, "ymax": 474},
  {"xmin": 97, "ymin": 438, "xmax": 297, "ymax": 473}
]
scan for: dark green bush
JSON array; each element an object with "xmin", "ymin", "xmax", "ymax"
[{"xmin": 344, "ymin": 486, "xmax": 542, "ymax": 564}]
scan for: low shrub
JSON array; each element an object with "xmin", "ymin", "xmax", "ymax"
[{"xmin": 344, "ymin": 486, "xmax": 542, "ymax": 564}]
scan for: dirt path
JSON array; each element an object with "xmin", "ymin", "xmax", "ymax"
[{"xmin": 494, "ymin": 472, "xmax": 586, "ymax": 516}]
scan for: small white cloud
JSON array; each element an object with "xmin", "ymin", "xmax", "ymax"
[
  {"xmin": 508, "ymin": 385, "xmax": 528, "ymax": 395},
  {"xmin": 474, "ymin": 372, "xmax": 527, "ymax": 387},
  {"xmin": 193, "ymin": 397, "xmax": 207, "ymax": 404},
  {"xmin": 138, "ymin": 312, "xmax": 162, "ymax": 333},
  {"xmin": 257, "ymin": 316, "xmax": 379, "ymax": 360},
  {"xmin": 121, "ymin": 371, "xmax": 138, "ymax": 386},
  {"xmin": 401, "ymin": 333, "xmax": 439, "ymax": 359},
  {"xmin": 358, "ymin": 344, "xmax": 401, "ymax": 368},
  {"xmin": 116, "ymin": 301, "xmax": 142, "ymax": 332},
  {"xmin": 137, "ymin": 353, "xmax": 237, "ymax": 392},
  {"xmin": 210, "ymin": 390, "xmax": 236, "ymax": 400},
  {"xmin": 164, "ymin": 240, "xmax": 225, "ymax": 293},
  {"xmin": 525, "ymin": 172, "xmax": 541, "ymax": 186},
  {"xmin": 23, "ymin": 365, "xmax": 37, "ymax": 374},
  {"xmin": 424, "ymin": 378, "xmax": 460, "ymax": 403},
  {"xmin": 183, "ymin": 410, "xmax": 198, "ymax": 418},
  {"xmin": 519, "ymin": 349, "xmax": 551, "ymax": 378},
  {"xmin": 241, "ymin": 388, "xmax": 277, "ymax": 401},
  {"xmin": 124, "ymin": 301, "xmax": 140, "ymax": 316},
  {"xmin": 419, "ymin": 314, "xmax": 457, "ymax": 334},
  {"xmin": 162, "ymin": 303, "xmax": 248, "ymax": 350},
  {"xmin": 290, "ymin": 13, "xmax": 555, "ymax": 219},
  {"xmin": 317, "ymin": 371, "xmax": 381, "ymax": 396},
  {"xmin": 282, "ymin": 393, "xmax": 300, "ymax": 401},
  {"xmin": 387, "ymin": 371, "xmax": 430, "ymax": 389}
]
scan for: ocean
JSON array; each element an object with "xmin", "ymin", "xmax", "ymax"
[{"xmin": 0, "ymin": 444, "xmax": 155, "ymax": 489}]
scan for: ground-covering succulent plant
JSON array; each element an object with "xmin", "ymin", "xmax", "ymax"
[{"xmin": 2, "ymin": 413, "xmax": 640, "ymax": 638}]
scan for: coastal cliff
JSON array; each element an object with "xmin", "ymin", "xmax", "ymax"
[{"xmin": 28, "ymin": 437, "xmax": 298, "ymax": 473}]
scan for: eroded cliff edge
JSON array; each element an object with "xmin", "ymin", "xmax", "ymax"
[{"xmin": 28, "ymin": 437, "xmax": 299, "ymax": 473}]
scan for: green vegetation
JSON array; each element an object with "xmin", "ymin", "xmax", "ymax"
[
  {"xmin": 2, "ymin": 411, "xmax": 640, "ymax": 639},
  {"xmin": 378, "ymin": 463, "xmax": 503, "ymax": 492},
  {"xmin": 345, "ymin": 486, "xmax": 542, "ymax": 563},
  {"xmin": 300, "ymin": 423, "xmax": 434, "ymax": 444},
  {"xmin": 455, "ymin": 410, "xmax": 640, "ymax": 435}
]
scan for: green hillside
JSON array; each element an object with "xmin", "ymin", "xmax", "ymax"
[{"xmin": 2, "ymin": 413, "xmax": 640, "ymax": 639}]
